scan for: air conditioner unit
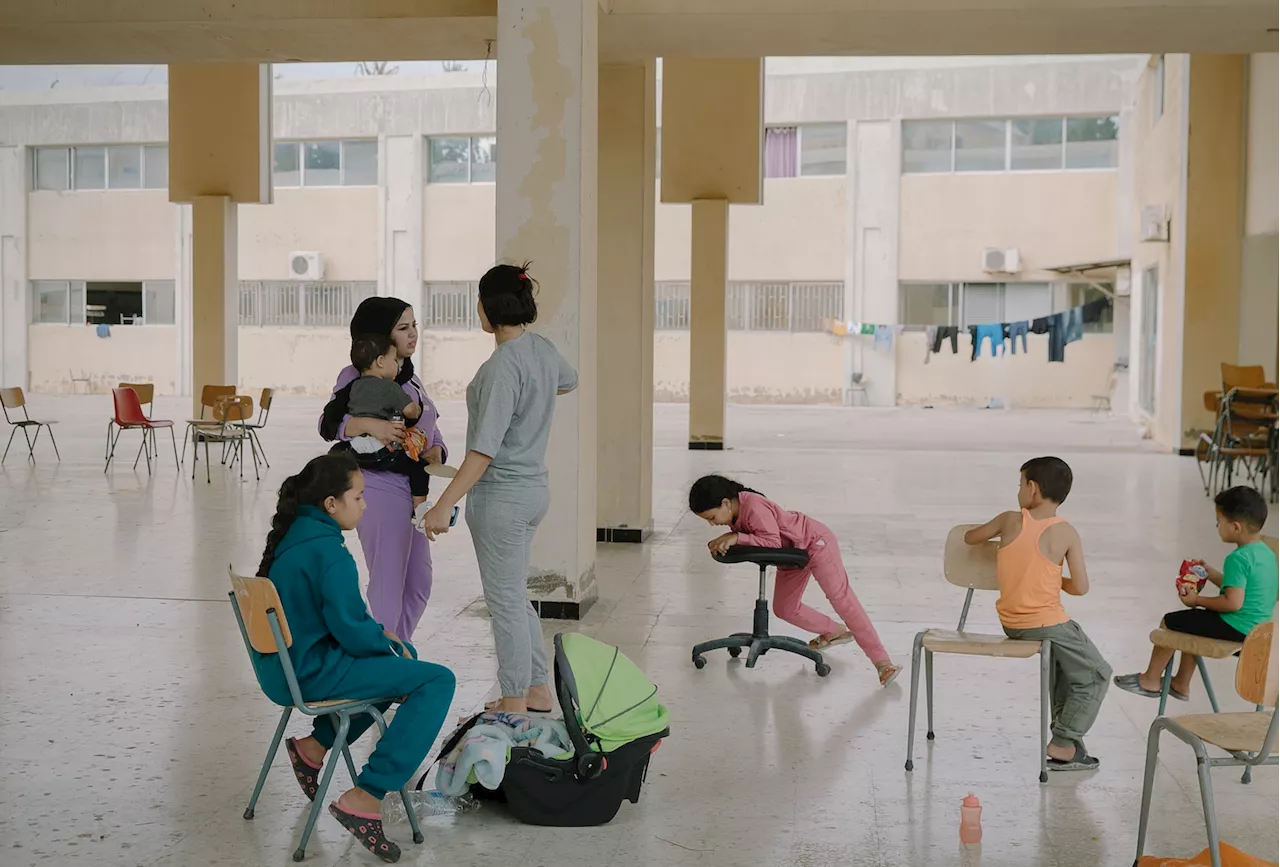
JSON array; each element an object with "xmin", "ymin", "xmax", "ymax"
[
  {"xmin": 1115, "ymin": 267, "xmax": 1132, "ymax": 297},
  {"xmin": 289, "ymin": 251, "xmax": 325, "ymax": 281},
  {"xmin": 1140, "ymin": 205, "xmax": 1169, "ymax": 242},
  {"xmin": 981, "ymin": 247, "xmax": 1021, "ymax": 274}
]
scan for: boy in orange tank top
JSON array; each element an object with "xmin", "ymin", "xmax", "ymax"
[{"xmin": 965, "ymin": 456, "xmax": 1111, "ymax": 772}]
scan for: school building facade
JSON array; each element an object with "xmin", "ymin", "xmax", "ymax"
[{"xmin": 2, "ymin": 55, "xmax": 1139, "ymax": 412}]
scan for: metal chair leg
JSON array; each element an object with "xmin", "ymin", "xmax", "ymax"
[
  {"xmin": 1, "ymin": 426, "xmax": 15, "ymax": 463},
  {"xmin": 342, "ymin": 746, "xmax": 358, "ymax": 785},
  {"xmin": 905, "ymin": 632, "xmax": 923, "ymax": 772},
  {"xmin": 925, "ymin": 648, "xmax": 935, "ymax": 739},
  {"xmin": 1193, "ymin": 742, "xmax": 1223, "ymax": 867},
  {"xmin": 1039, "ymin": 641, "xmax": 1051, "ymax": 783},
  {"xmin": 1158, "ymin": 656, "xmax": 1174, "ymax": 716},
  {"xmin": 22, "ymin": 425, "xmax": 36, "ymax": 461},
  {"xmin": 132, "ymin": 430, "xmax": 148, "ymax": 472},
  {"xmin": 367, "ymin": 708, "xmax": 424, "ymax": 846},
  {"xmin": 1134, "ymin": 719, "xmax": 1163, "ymax": 864},
  {"xmin": 295, "ymin": 712, "xmax": 351, "ymax": 862},
  {"xmin": 252, "ymin": 429, "xmax": 271, "ymax": 467},
  {"xmin": 1196, "ymin": 656, "xmax": 1221, "ymax": 713},
  {"xmin": 104, "ymin": 426, "xmax": 123, "ymax": 472},
  {"xmin": 245, "ymin": 707, "xmax": 292, "ymax": 820},
  {"xmin": 45, "ymin": 424, "xmax": 59, "ymax": 461},
  {"xmin": 204, "ymin": 437, "xmax": 212, "ymax": 484},
  {"xmin": 168, "ymin": 428, "xmax": 180, "ymax": 470}
]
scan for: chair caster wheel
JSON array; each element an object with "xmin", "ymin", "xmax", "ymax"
[
  {"xmin": 728, "ymin": 647, "xmax": 742, "ymax": 658},
  {"xmin": 815, "ymin": 663, "xmax": 831, "ymax": 677},
  {"xmin": 413, "ymin": 832, "xmax": 425, "ymax": 844},
  {"xmin": 692, "ymin": 655, "xmax": 707, "ymax": 670},
  {"xmin": 243, "ymin": 808, "xmax": 255, "ymax": 820},
  {"xmin": 926, "ymin": 731, "xmax": 935, "ymax": 741},
  {"xmin": 1039, "ymin": 771, "xmax": 1048, "ymax": 783},
  {"xmin": 293, "ymin": 849, "xmax": 306, "ymax": 862},
  {"xmin": 905, "ymin": 760, "xmax": 914, "ymax": 772}
]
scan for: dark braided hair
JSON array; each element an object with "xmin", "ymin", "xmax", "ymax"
[
  {"xmin": 257, "ymin": 452, "xmax": 360, "ymax": 577},
  {"xmin": 688, "ymin": 475, "xmax": 763, "ymax": 514}
]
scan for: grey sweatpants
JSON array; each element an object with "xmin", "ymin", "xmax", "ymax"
[
  {"xmin": 466, "ymin": 483, "xmax": 550, "ymax": 699},
  {"xmin": 1003, "ymin": 620, "xmax": 1111, "ymax": 750}
]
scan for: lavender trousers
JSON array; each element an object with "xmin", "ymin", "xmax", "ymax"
[{"xmin": 358, "ymin": 468, "xmax": 433, "ymax": 641}]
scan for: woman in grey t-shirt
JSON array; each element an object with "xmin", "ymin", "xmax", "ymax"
[{"xmin": 422, "ymin": 264, "xmax": 577, "ymax": 715}]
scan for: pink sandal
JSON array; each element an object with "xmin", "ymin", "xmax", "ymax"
[
  {"xmin": 808, "ymin": 630, "xmax": 855, "ymax": 651},
  {"xmin": 877, "ymin": 663, "xmax": 902, "ymax": 687},
  {"xmin": 285, "ymin": 737, "xmax": 322, "ymax": 801}
]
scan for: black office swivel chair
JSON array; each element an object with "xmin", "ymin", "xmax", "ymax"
[{"xmin": 691, "ymin": 546, "xmax": 830, "ymax": 676}]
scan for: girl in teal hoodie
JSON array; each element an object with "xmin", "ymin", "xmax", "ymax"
[{"xmin": 252, "ymin": 452, "xmax": 455, "ymax": 863}]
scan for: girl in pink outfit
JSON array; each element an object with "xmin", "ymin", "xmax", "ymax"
[{"xmin": 689, "ymin": 475, "xmax": 900, "ymax": 686}]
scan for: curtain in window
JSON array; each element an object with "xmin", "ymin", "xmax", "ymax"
[{"xmin": 764, "ymin": 127, "xmax": 797, "ymax": 179}]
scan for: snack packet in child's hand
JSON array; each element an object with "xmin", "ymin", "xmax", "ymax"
[{"xmin": 1176, "ymin": 560, "xmax": 1209, "ymax": 596}]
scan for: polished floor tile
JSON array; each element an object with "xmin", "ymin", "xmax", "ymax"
[{"xmin": 1, "ymin": 396, "xmax": 1276, "ymax": 866}]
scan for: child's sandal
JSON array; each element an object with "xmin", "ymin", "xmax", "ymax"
[
  {"xmin": 285, "ymin": 737, "xmax": 322, "ymax": 801},
  {"xmin": 808, "ymin": 630, "xmax": 855, "ymax": 651},
  {"xmin": 329, "ymin": 801, "xmax": 401, "ymax": 863},
  {"xmin": 877, "ymin": 663, "xmax": 902, "ymax": 687}
]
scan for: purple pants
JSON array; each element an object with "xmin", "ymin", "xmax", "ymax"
[{"xmin": 357, "ymin": 469, "xmax": 433, "ymax": 641}]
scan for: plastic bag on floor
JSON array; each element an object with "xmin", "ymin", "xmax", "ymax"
[
  {"xmin": 1139, "ymin": 843, "xmax": 1278, "ymax": 867},
  {"xmin": 381, "ymin": 790, "xmax": 479, "ymax": 824}
]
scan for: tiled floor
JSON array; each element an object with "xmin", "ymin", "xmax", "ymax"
[{"xmin": 1, "ymin": 395, "xmax": 1276, "ymax": 867}]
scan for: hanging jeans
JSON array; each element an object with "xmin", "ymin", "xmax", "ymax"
[
  {"xmin": 930, "ymin": 325, "xmax": 959, "ymax": 355},
  {"xmin": 970, "ymin": 323, "xmax": 1005, "ymax": 360},
  {"xmin": 1007, "ymin": 321, "xmax": 1029, "ymax": 354},
  {"xmin": 1065, "ymin": 307, "xmax": 1084, "ymax": 345},
  {"xmin": 1046, "ymin": 312, "xmax": 1068, "ymax": 363}
]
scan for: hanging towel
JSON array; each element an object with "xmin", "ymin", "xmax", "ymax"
[
  {"xmin": 1047, "ymin": 312, "xmax": 1068, "ymax": 363},
  {"xmin": 971, "ymin": 323, "xmax": 1005, "ymax": 360},
  {"xmin": 860, "ymin": 323, "xmax": 876, "ymax": 335},
  {"xmin": 1007, "ymin": 321, "xmax": 1030, "ymax": 355},
  {"xmin": 874, "ymin": 325, "xmax": 894, "ymax": 350},
  {"xmin": 1065, "ymin": 307, "xmax": 1084, "ymax": 345}
]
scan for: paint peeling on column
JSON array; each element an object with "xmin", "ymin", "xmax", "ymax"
[{"xmin": 507, "ymin": 8, "xmax": 573, "ymax": 328}]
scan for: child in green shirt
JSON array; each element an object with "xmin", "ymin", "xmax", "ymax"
[{"xmin": 1115, "ymin": 486, "xmax": 1278, "ymax": 701}]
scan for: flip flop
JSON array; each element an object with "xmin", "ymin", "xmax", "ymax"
[
  {"xmin": 808, "ymin": 631, "xmax": 856, "ymax": 651},
  {"xmin": 285, "ymin": 737, "xmax": 322, "ymax": 801},
  {"xmin": 482, "ymin": 699, "xmax": 553, "ymax": 715},
  {"xmin": 1113, "ymin": 673, "xmax": 1180, "ymax": 700},
  {"xmin": 329, "ymin": 801, "xmax": 401, "ymax": 863},
  {"xmin": 1048, "ymin": 744, "xmax": 1100, "ymax": 772},
  {"xmin": 877, "ymin": 663, "xmax": 902, "ymax": 688}
]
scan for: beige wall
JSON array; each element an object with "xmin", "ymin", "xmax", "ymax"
[
  {"xmin": 27, "ymin": 192, "xmax": 177, "ymax": 280},
  {"xmin": 899, "ymin": 171, "xmax": 1119, "ymax": 281},
  {"xmin": 1245, "ymin": 54, "xmax": 1278, "ymax": 237},
  {"xmin": 1129, "ymin": 55, "xmax": 1187, "ymax": 448},
  {"xmin": 895, "ymin": 332, "xmax": 1115, "ymax": 408},
  {"xmin": 423, "ymin": 183, "xmax": 497, "ymax": 281},
  {"xmin": 655, "ymin": 178, "xmax": 846, "ymax": 282},
  {"xmin": 239, "ymin": 188, "xmax": 378, "ymax": 282},
  {"xmin": 655, "ymin": 331, "xmax": 844, "ymax": 404},
  {"xmin": 29, "ymin": 324, "xmax": 178, "ymax": 393},
  {"xmin": 1240, "ymin": 54, "xmax": 1278, "ymax": 380}
]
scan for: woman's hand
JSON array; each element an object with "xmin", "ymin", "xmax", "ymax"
[
  {"xmin": 708, "ymin": 533, "xmax": 737, "ymax": 556},
  {"xmin": 347, "ymin": 417, "xmax": 405, "ymax": 447},
  {"xmin": 421, "ymin": 505, "xmax": 454, "ymax": 541},
  {"xmin": 422, "ymin": 445, "xmax": 444, "ymax": 466}
]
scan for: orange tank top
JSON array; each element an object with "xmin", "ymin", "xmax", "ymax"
[{"xmin": 995, "ymin": 510, "xmax": 1070, "ymax": 630}]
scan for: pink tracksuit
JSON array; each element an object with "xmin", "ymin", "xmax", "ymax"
[{"xmin": 733, "ymin": 491, "xmax": 889, "ymax": 665}]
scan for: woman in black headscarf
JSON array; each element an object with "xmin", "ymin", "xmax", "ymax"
[{"xmin": 318, "ymin": 297, "xmax": 446, "ymax": 640}]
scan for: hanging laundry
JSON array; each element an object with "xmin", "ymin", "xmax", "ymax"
[
  {"xmin": 1030, "ymin": 316, "xmax": 1051, "ymax": 336},
  {"xmin": 970, "ymin": 323, "xmax": 1005, "ymax": 360},
  {"xmin": 931, "ymin": 325, "xmax": 960, "ymax": 356},
  {"xmin": 1065, "ymin": 307, "xmax": 1084, "ymax": 345},
  {"xmin": 924, "ymin": 325, "xmax": 938, "ymax": 364},
  {"xmin": 861, "ymin": 323, "xmax": 876, "ymax": 335},
  {"xmin": 1007, "ymin": 321, "xmax": 1030, "ymax": 355},
  {"xmin": 874, "ymin": 325, "xmax": 894, "ymax": 350},
  {"xmin": 1046, "ymin": 312, "xmax": 1068, "ymax": 363},
  {"xmin": 1081, "ymin": 297, "xmax": 1110, "ymax": 324}
]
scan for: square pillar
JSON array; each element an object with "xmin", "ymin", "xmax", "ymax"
[
  {"xmin": 596, "ymin": 61, "xmax": 656, "ymax": 542},
  {"xmin": 689, "ymin": 199, "xmax": 729, "ymax": 450},
  {"xmin": 496, "ymin": 0, "xmax": 598, "ymax": 618},
  {"xmin": 190, "ymin": 197, "xmax": 238, "ymax": 411}
]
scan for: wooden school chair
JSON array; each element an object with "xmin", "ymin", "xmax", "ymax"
[
  {"xmin": 181, "ymin": 384, "xmax": 236, "ymax": 465},
  {"xmin": 1133, "ymin": 622, "xmax": 1278, "ymax": 867},
  {"xmin": 228, "ymin": 570, "xmax": 423, "ymax": 863},
  {"xmin": 192, "ymin": 395, "xmax": 258, "ymax": 483},
  {"xmin": 1, "ymin": 387, "xmax": 60, "ymax": 463},
  {"xmin": 242, "ymin": 387, "xmax": 275, "ymax": 468},
  {"xmin": 905, "ymin": 525, "xmax": 1053, "ymax": 783}
]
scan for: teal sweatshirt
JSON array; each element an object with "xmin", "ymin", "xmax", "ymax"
[{"xmin": 251, "ymin": 505, "xmax": 398, "ymax": 706}]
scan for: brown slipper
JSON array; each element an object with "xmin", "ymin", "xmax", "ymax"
[
  {"xmin": 808, "ymin": 630, "xmax": 855, "ymax": 651},
  {"xmin": 329, "ymin": 802, "xmax": 401, "ymax": 863},
  {"xmin": 285, "ymin": 737, "xmax": 322, "ymax": 801}
]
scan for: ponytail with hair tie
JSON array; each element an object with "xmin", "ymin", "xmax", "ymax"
[{"xmin": 478, "ymin": 261, "xmax": 539, "ymax": 327}]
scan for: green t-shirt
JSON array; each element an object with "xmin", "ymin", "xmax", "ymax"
[{"xmin": 1219, "ymin": 541, "xmax": 1279, "ymax": 636}]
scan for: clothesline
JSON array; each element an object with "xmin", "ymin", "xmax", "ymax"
[{"xmin": 827, "ymin": 297, "xmax": 1111, "ymax": 364}]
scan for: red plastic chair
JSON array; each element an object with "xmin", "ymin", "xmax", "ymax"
[{"xmin": 105, "ymin": 387, "xmax": 178, "ymax": 474}]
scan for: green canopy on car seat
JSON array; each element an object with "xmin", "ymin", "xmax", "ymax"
[{"xmin": 555, "ymin": 633, "xmax": 669, "ymax": 754}]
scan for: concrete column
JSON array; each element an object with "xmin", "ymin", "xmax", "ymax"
[
  {"xmin": 596, "ymin": 62, "xmax": 656, "ymax": 542},
  {"xmin": 689, "ymin": 198, "xmax": 729, "ymax": 449},
  {"xmin": 190, "ymin": 197, "xmax": 239, "ymax": 412},
  {"xmin": 496, "ymin": 0, "xmax": 598, "ymax": 619},
  {"xmin": 0, "ymin": 146, "xmax": 28, "ymax": 390}
]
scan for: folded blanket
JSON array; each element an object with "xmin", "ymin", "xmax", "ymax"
[{"xmin": 435, "ymin": 711, "xmax": 574, "ymax": 796}]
